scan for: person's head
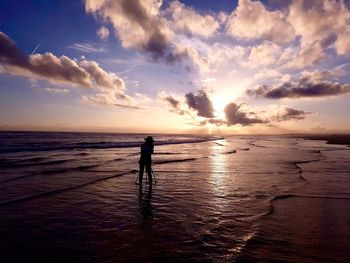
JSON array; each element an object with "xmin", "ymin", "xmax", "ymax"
[{"xmin": 145, "ymin": 136, "xmax": 154, "ymax": 145}]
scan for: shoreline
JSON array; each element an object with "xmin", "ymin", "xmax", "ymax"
[{"xmin": 298, "ymin": 134, "xmax": 350, "ymax": 146}]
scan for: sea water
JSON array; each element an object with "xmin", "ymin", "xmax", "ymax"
[{"xmin": 0, "ymin": 131, "xmax": 349, "ymax": 262}]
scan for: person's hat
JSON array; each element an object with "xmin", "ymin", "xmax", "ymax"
[{"xmin": 145, "ymin": 136, "xmax": 154, "ymax": 142}]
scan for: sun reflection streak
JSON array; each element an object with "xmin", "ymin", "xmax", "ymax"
[{"xmin": 210, "ymin": 139, "xmax": 229, "ymax": 197}]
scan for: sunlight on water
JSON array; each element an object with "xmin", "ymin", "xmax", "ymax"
[{"xmin": 210, "ymin": 139, "xmax": 230, "ymax": 197}]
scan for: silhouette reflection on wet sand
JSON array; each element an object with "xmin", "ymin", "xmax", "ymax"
[{"xmin": 138, "ymin": 183, "xmax": 153, "ymax": 226}]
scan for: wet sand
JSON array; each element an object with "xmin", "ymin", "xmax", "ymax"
[
  {"xmin": 238, "ymin": 197, "xmax": 350, "ymax": 263},
  {"xmin": 238, "ymin": 136, "xmax": 350, "ymax": 263}
]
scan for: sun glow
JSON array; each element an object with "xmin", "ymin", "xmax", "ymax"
[{"xmin": 212, "ymin": 95, "xmax": 231, "ymax": 119}]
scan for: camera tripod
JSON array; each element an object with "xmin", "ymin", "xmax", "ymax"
[{"xmin": 135, "ymin": 168, "xmax": 157, "ymax": 184}]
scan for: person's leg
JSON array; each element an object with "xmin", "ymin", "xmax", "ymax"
[
  {"xmin": 139, "ymin": 163, "xmax": 144, "ymax": 184},
  {"xmin": 146, "ymin": 164, "xmax": 152, "ymax": 184}
]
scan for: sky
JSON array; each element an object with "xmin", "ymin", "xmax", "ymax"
[{"xmin": 1, "ymin": 0, "xmax": 350, "ymax": 134}]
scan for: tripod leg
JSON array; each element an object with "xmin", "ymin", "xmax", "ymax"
[
  {"xmin": 135, "ymin": 172, "xmax": 139, "ymax": 184},
  {"xmin": 151, "ymin": 169, "xmax": 157, "ymax": 184}
]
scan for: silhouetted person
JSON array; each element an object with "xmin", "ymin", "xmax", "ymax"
[{"xmin": 138, "ymin": 136, "xmax": 154, "ymax": 184}]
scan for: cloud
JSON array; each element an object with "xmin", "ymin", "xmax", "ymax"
[
  {"xmin": 83, "ymin": 0, "xmax": 245, "ymax": 73},
  {"xmin": 28, "ymin": 78, "xmax": 70, "ymax": 94},
  {"xmin": 0, "ymin": 32, "xmax": 124, "ymax": 93},
  {"xmin": 82, "ymin": 0, "xmax": 350, "ymax": 74},
  {"xmin": 247, "ymin": 78, "xmax": 350, "ymax": 99},
  {"xmin": 207, "ymin": 118, "xmax": 227, "ymax": 125},
  {"xmin": 81, "ymin": 89, "xmax": 150, "ymax": 109},
  {"xmin": 81, "ymin": 93, "xmax": 142, "ymax": 109},
  {"xmin": 224, "ymin": 102, "xmax": 267, "ymax": 126},
  {"xmin": 44, "ymin": 88, "xmax": 70, "ymax": 94},
  {"xmin": 300, "ymin": 68, "xmax": 346, "ymax": 82},
  {"xmin": 276, "ymin": 0, "xmax": 350, "ymax": 69},
  {"xmin": 224, "ymin": 0, "xmax": 350, "ymax": 70},
  {"xmin": 0, "ymin": 31, "xmax": 150, "ymax": 109},
  {"xmin": 190, "ymin": 78, "xmax": 217, "ymax": 85},
  {"xmin": 28, "ymin": 78, "xmax": 39, "ymax": 88},
  {"xmin": 207, "ymin": 43, "xmax": 246, "ymax": 68},
  {"xmin": 247, "ymin": 41, "xmax": 281, "ymax": 67},
  {"xmin": 164, "ymin": 95, "xmax": 180, "ymax": 109},
  {"xmin": 254, "ymin": 68, "xmax": 281, "ymax": 80},
  {"xmin": 97, "ymin": 26, "xmax": 110, "ymax": 40},
  {"xmin": 68, "ymin": 42, "xmax": 107, "ymax": 53},
  {"xmin": 166, "ymin": 0, "xmax": 221, "ymax": 38},
  {"xmin": 198, "ymin": 103, "xmax": 313, "ymax": 126},
  {"xmin": 185, "ymin": 90, "xmax": 214, "ymax": 118},
  {"xmin": 201, "ymin": 104, "xmax": 311, "ymax": 126},
  {"xmin": 285, "ymin": 42, "xmax": 325, "ymax": 69},
  {"xmin": 79, "ymin": 60, "xmax": 125, "ymax": 91},
  {"xmin": 160, "ymin": 94, "xmax": 188, "ymax": 115},
  {"xmin": 171, "ymin": 41, "xmax": 210, "ymax": 72},
  {"xmin": 161, "ymin": 91, "xmax": 267, "ymax": 126},
  {"xmin": 271, "ymin": 107, "xmax": 312, "ymax": 121},
  {"xmin": 160, "ymin": 88, "xmax": 313, "ymax": 126},
  {"xmin": 172, "ymin": 38, "xmax": 247, "ymax": 73},
  {"xmin": 226, "ymin": 0, "xmax": 295, "ymax": 44},
  {"xmin": 197, "ymin": 118, "xmax": 227, "ymax": 127},
  {"xmin": 84, "ymin": 0, "xmax": 176, "ymax": 61},
  {"xmin": 288, "ymin": 0, "xmax": 350, "ymax": 55}
]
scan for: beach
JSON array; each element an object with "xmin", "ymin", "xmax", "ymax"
[
  {"xmin": 298, "ymin": 134, "xmax": 350, "ymax": 146},
  {"xmin": 0, "ymin": 131, "xmax": 349, "ymax": 262}
]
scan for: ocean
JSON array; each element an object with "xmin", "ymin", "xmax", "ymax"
[{"xmin": 0, "ymin": 131, "xmax": 349, "ymax": 262}]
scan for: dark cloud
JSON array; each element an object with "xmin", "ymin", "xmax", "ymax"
[
  {"xmin": 165, "ymin": 90, "xmax": 312, "ymax": 126},
  {"xmin": 160, "ymin": 89, "xmax": 313, "ymax": 126},
  {"xmin": 114, "ymin": 103, "xmax": 142, "ymax": 110},
  {"xmin": 345, "ymin": 0, "xmax": 350, "ymax": 9},
  {"xmin": 0, "ymin": 32, "xmax": 90, "ymax": 87},
  {"xmin": 164, "ymin": 95, "xmax": 180, "ymax": 109},
  {"xmin": 0, "ymin": 32, "xmax": 125, "ymax": 92},
  {"xmin": 224, "ymin": 103, "xmax": 267, "ymax": 126},
  {"xmin": 208, "ymin": 118, "xmax": 227, "ymax": 125},
  {"xmin": 198, "ymin": 104, "xmax": 312, "ymax": 127},
  {"xmin": 272, "ymin": 107, "xmax": 312, "ymax": 121},
  {"xmin": 199, "ymin": 105, "xmax": 311, "ymax": 127},
  {"xmin": 0, "ymin": 32, "xmax": 27, "ymax": 66},
  {"xmin": 185, "ymin": 90, "xmax": 214, "ymax": 118},
  {"xmin": 247, "ymin": 79, "xmax": 350, "ymax": 99},
  {"xmin": 119, "ymin": 0, "xmax": 170, "ymax": 60},
  {"xmin": 199, "ymin": 118, "xmax": 227, "ymax": 126},
  {"xmin": 161, "ymin": 95, "xmax": 187, "ymax": 115},
  {"xmin": 85, "ymin": 0, "xmax": 187, "ymax": 65},
  {"xmin": 320, "ymin": 33, "xmax": 337, "ymax": 49}
]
